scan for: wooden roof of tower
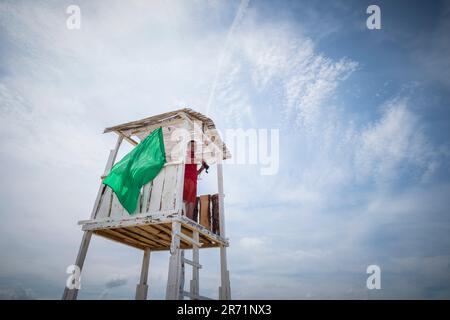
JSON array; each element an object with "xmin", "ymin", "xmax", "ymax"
[{"xmin": 104, "ymin": 108, "xmax": 231, "ymax": 160}]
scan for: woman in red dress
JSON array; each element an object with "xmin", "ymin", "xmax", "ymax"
[{"xmin": 183, "ymin": 140, "xmax": 207, "ymax": 219}]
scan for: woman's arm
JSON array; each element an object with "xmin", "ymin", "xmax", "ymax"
[{"xmin": 197, "ymin": 161, "xmax": 208, "ymax": 176}]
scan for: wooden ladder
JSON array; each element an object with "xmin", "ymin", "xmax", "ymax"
[
  {"xmin": 178, "ymin": 231, "xmax": 213, "ymax": 300},
  {"xmin": 166, "ymin": 221, "xmax": 229, "ymax": 300}
]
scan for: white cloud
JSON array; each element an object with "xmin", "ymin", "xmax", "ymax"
[
  {"xmin": 210, "ymin": 21, "xmax": 358, "ymax": 129},
  {"xmin": 238, "ymin": 236, "xmax": 268, "ymax": 250},
  {"xmin": 356, "ymin": 98, "xmax": 437, "ymax": 184}
]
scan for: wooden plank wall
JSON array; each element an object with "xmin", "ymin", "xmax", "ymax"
[
  {"xmin": 94, "ymin": 164, "xmax": 182, "ymax": 219},
  {"xmin": 93, "ymin": 121, "xmax": 188, "ymax": 221},
  {"xmin": 135, "ymin": 121, "xmax": 187, "ymax": 164}
]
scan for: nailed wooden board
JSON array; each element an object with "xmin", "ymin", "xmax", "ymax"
[
  {"xmin": 141, "ymin": 182, "xmax": 153, "ymax": 213},
  {"xmin": 161, "ymin": 165, "xmax": 178, "ymax": 211},
  {"xmin": 91, "ymin": 219, "xmax": 226, "ymax": 251},
  {"xmin": 110, "ymin": 193, "xmax": 126, "ymax": 219},
  {"xmin": 199, "ymin": 195, "xmax": 211, "ymax": 230},
  {"xmin": 94, "ymin": 229, "xmax": 146, "ymax": 250},
  {"xmin": 130, "ymin": 226, "xmax": 171, "ymax": 247},
  {"xmin": 94, "ymin": 164, "xmax": 181, "ymax": 219},
  {"xmin": 134, "ymin": 120, "xmax": 186, "ymax": 164},
  {"xmin": 103, "ymin": 108, "xmax": 231, "ymax": 160},
  {"xmin": 148, "ymin": 167, "xmax": 166, "ymax": 212},
  {"xmin": 94, "ymin": 185, "xmax": 112, "ymax": 219}
]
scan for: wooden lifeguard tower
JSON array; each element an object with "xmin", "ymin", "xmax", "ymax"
[{"xmin": 62, "ymin": 108, "xmax": 231, "ymax": 300}]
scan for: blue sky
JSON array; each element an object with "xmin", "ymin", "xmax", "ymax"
[{"xmin": 0, "ymin": 0, "xmax": 449, "ymax": 299}]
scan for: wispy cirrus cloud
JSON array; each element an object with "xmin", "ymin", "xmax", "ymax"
[
  {"xmin": 356, "ymin": 97, "xmax": 440, "ymax": 184},
  {"xmin": 209, "ymin": 20, "xmax": 358, "ymax": 129}
]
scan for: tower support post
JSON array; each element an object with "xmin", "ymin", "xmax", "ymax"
[
  {"xmin": 63, "ymin": 134, "xmax": 123, "ymax": 300},
  {"xmin": 166, "ymin": 221, "xmax": 182, "ymax": 299},
  {"xmin": 62, "ymin": 230, "xmax": 93, "ymax": 300},
  {"xmin": 135, "ymin": 248, "xmax": 151, "ymax": 300},
  {"xmin": 217, "ymin": 162, "xmax": 231, "ymax": 300},
  {"xmin": 190, "ymin": 231, "xmax": 200, "ymax": 299},
  {"xmin": 179, "ymin": 250, "xmax": 186, "ymax": 298}
]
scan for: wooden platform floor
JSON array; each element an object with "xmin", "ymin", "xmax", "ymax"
[{"xmin": 81, "ymin": 215, "xmax": 227, "ymax": 251}]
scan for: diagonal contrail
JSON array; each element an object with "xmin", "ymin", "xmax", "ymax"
[{"xmin": 205, "ymin": 0, "xmax": 250, "ymax": 117}]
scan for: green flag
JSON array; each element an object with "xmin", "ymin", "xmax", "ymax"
[{"xmin": 103, "ymin": 127, "xmax": 166, "ymax": 214}]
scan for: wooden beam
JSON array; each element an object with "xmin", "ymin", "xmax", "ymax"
[
  {"xmin": 131, "ymin": 226, "xmax": 171, "ymax": 247},
  {"xmin": 135, "ymin": 248, "xmax": 150, "ymax": 300},
  {"xmin": 80, "ymin": 212, "xmax": 178, "ymax": 231},
  {"xmin": 179, "ymin": 250, "xmax": 185, "ymax": 298},
  {"xmin": 127, "ymin": 117, "xmax": 185, "ymax": 138},
  {"xmin": 217, "ymin": 162, "xmax": 231, "ymax": 300},
  {"xmin": 166, "ymin": 221, "xmax": 182, "ymax": 300},
  {"xmin": 175, "ymin": 118, "xmax": 188, "ymax": 214},
  {"xmin": 153, "ymin": 223, "xmax": 192, "ymax": 247},
  {"xmin": 97, "ymin": 229, "xmax": 147, "ymax": 250},
  {"xmin": 190, "ymin": 230, "xmax": 200, "ymax": 299},
  {"xmin": 174, "ymin": 230, "xmax": 202, "ymax": 247},
  {"xmin": 114, "ymin": 228, "xmax": 162, "ymax": 248},
  {"xmin": 217, "ymin": 162, "xmax": 226, "ymax": 237},
  {"xmin": 91, "ymin": 135, "xmax": 123, "ymax": 219},
  {"xmin": 141, "ymin": 225, "xmax": 172, "ymax": 241},
  {"xmin": 178, "ymin": 216, "xmax": 228, "ymax": 246},
  {"xmin": 79, "ymin": 210, "xmax": 177, "ymax": 226},
  {"xmin": 62, "ymin": 231, "xmax": 93, "ymax": 300},
  {"xmin": 183, "ymin": 257, "xmax": 202, "ymax": 269},
  {"xmin": 116, "ymin": 130, "xmax": 138, "ymax": 146},
  {"xmin": 104, "ymin": 110, "xmax": 186, "ymax": 134}
]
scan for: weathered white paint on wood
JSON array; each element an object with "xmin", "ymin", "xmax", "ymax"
[
  {"xmin": 179, "ymin": 250, "xmax": 185, "ymax": 298},
  {"xmin": 175, "ymin": 163, "xmax": 185, "ymax": 215},
  {"xmin": 117, "ymin": 130, "xmax": 138, "ymax": 146},
  {"xmin": 135, "ymin": 248, "xmax": 151, "ymax": 300},
  {"xmin": 163, "ymin": 125, "xmax": 185, "ymax": 164},
  {"xmin": 131, "ymin": 117, "xmax": 185, "ymax": 141},
  {"xmin": 62, "ymin": 231, "xmax": 93, "ymax": 300},
  {"xmin": 134, "ymin": 119, "xmax": 187, "ymax": 164},
  {"xmin": 217, "ymin": 163, "xmax": 226, "ymax": 237},
  {"xmin": 166, "ymin": 221, "xmax": 182, "ymax": 300},
  {"xmin": 183, "ymin": 257, "xmax": 202, "ymax": 269},
  {"xmin": 219, "ymin": 245, "xmax": 231, "ymax": 300},
  {"xmin": 174, "ymin": 230, "xmax": 202, "ymax": 247},
  {"xmin": 110, "ymin": 193, "xmax": 125, "ymax": 219},
  {"xmin": 80, "ymin": 215, "xmax": 228, "ymax": 248},
  {"xmin": 91, "ymin": 136, "xmax": 123, "ymax": 219},
  {"xmin": 95, "ymin": 186, "xmax": 113, "ymax": 219},
  {"xmin": 175, "ymin": 119, "xmax": 188, "ymax": 214},
  {"xmin": 161, "ymin": 165, "xmax": 178, "ymax": 211},
  {"xmin": 141, "ymin": 182, "xmax": 153, "ymax": 213},
  {"xmin": 217, "ymin": 162, "xmax": 231, "ymax": 300},
  {"xmin": 93, "ymin": 163, "xmax": 183, "ymax": 219},
  {"xmin": 148, "ymin": 167, "xmax": 166, "ymax": 212},
  {"xmin": 190, "ymin": 231, "xmax": 200, "ymax": 299}
]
